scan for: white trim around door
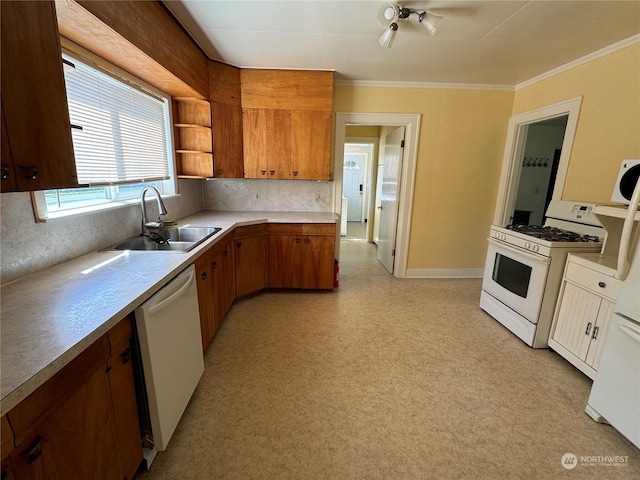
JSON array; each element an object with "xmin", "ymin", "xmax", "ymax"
[
  {"xmin": 333, "ymin": 112, "xmax": 421, "ymax": 278},
  {"xmin": 493, "ymin": 97, "xmax": 583, "ymax": 226}
]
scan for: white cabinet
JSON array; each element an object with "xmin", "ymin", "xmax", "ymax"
[{"xmin": 549, "ymin": 253, "xmax": 622, "ymax": 379}]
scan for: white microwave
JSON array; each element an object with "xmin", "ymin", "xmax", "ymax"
[{"xmin": 611, "ymin": 159, "xmax": 640, "ymax": 205}]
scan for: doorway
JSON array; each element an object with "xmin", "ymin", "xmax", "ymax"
[
  {"xmin": 513, "ymin": 115, "xmax": 568, "ymax": 225},
  {"xmin": 493, "ymin": 97, "xmax": 582, "ymax": 226},
  {"xmin": 333, "ymin": 113, "xmax": 421, "ymax": 278},
  {"xmin": 342, "ymin": 143, "xmax": 374, "ymax": 240}
]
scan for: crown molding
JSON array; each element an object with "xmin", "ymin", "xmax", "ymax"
[
  {"xmin": 333, "ymin": 79, "xmax": 514, "ymax": 91},
  {"xmin": 515, "ymin": 34, "xmax": 640, "ymax": 91}
]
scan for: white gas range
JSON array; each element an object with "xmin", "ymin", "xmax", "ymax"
[{"xmin": 480, "ymin": 201, "xmax": 605, "ymax": 348}]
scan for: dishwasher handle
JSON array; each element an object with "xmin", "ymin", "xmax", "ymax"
[{"xmin": 148, "ymin": 268, "xmax": 196, "ymax": 316}]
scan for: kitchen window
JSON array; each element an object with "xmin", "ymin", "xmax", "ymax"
[{"xmin": 33, "ymin": 50, "xmax": 176, "ymax": 219}]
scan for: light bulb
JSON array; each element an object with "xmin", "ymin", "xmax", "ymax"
[{"xmin": 419, "ymin": 12, "xmax": 443, "ymax": 36}]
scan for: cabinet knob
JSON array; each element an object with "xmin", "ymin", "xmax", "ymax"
[
  {"xmin": 212, "ymin": 261, "xmax": 218, "ymax": 269},
  {"xmin": 304, "ymin": 238, "xmax": 309, "ymax": 244},
  {"xmin": 19, "ymin": 165, "xmax": 38, "ymax": 181},
  {"xmin": 216, "ymin": 169, "xmax": 224, "ymax": 176},
  {"xmin": 598, "ymin": 281, "xmax": 606, "ymax": 288},
  {"xmin": 236, "ymin": 241, "xmax": 243, "ymax": 248},
  {"xmin": 585, "ymin": 322, "xmax": 592, "ymax": 336},
  {"xmin": 295, "ymin": 238, "xmax": 301, "ymax": 243},
  {"xmin": 223, "ymin": 250, "xmax": 228, "ymax": 257},
  {"xmin": 20, "ymin": 436, "xmax": 42, "ymax": 464},
  {"xmin": 269, "ymin": 170, "xmax": 275, "ymax": 176},
  {"xmin": 292, "ymin": 171, "xmax": 298, "ymax": 176},
  {"xmin": 201, "ymin": 272, "xmax": 207, "ymax": 280},
  {"xmin": 260, "ymin": 170, "xmax": 266, "ymax": 176},
  {"xmin": 592, "ymin": 326, "xmax": 600, "ymax": 340},
  {"xmin": 120, "ymin": 346, "xmax": 131, "ymax": 364},
  {"xmin": 1, "ymin": 165, "xmax": 9, "ymax": 180}
]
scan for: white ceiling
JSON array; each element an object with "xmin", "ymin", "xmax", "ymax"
[{"xmin": 164, "ymin": 1, "xmax": 640, "ymax": 88}]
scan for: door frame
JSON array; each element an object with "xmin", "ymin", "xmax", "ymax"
[
  {"xmin": 334, "ymin": 113, "xmax": 421, "ymax": 278},
  {"xmin": 493, "ymin": 97, "xmax": 582, "ymax": 226}
]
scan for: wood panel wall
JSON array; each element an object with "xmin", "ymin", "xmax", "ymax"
[{"xmin": 56, "ymin": 0, "xmax": 208, "ymax": 99}]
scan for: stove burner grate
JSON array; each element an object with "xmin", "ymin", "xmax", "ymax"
[{"xmin": 505, "ymin": 224, "xmax": 600, "ymax": 243}]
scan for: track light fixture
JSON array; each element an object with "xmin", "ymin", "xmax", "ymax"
[{"xmin": 377, "ymin": 3, "xmax": 443, "ymax": 49}]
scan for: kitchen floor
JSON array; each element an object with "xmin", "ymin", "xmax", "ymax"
[{"xmin": 136, "ymin": 241, "xmax": 639, "ymax": 480}]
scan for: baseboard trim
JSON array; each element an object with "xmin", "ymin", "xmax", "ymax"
[{"xmin": 405, "ymin": 268, "xmax": 483, "ymax": 278}]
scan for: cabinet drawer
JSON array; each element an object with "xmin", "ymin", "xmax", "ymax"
[
  {"xmin": 235, "ymin": 223, "xmax": 267, "ymax": 239},
  {"xmin": 302, "ymin": 223, "xmax": 336, "ymax": 235},
  {"xmin": 565, "ymin": 261, "xmax": 622, "ymax": 301},
  {"xmin": 268, "ymin": 223, "xmax": 302, "ymax": 235}
]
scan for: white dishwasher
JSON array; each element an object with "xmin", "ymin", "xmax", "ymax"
[{"xmin": 135, "ymin": 264, "xmax": 204, "ymax": 458}]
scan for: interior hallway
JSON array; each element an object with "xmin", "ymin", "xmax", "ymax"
[{"xmin": 137, "ymin": 241, "xmax": 639, "ymax": 480}]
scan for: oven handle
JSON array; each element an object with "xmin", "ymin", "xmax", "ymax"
[{"xmin": 487, "ymin": 238, "xmax": 550, "ymax": 265}]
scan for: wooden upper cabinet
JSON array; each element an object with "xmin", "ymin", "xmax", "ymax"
[
  {"xmin": 266, "ymin": 110, "xmax": 292, "ymax": 179},
  {"xmin": 1, "ymin": 104, "xmax": 17, "ymax": 193},
  {"xmin": 209, "ymin": 61, "xmax": 244, "ymax": 178},
  {"xmin": 1, "ymin": 0, "xmax": 78, "ymax": 191},
  {"xmin": 241, "ymin": 70, "xmax": 333, "ymax": 111},
  {"xmin": 240, "ymin": 69, "xmax": 333, "ymax": 181},
  {"xmin": 291, "ymin": 110, "xmax": 332, "ymax": 180},
  {"xmin": 243, "ymin": 109, "xmax": 268, "ymax": 178}
]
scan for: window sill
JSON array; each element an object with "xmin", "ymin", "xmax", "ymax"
[{"xmin": 32, "ymin": 193, "xmax": 181, "ymax": 223}]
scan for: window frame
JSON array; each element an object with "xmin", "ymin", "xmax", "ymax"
[{"xmin": 32, "ymin": 42, "xmax": 178, "ymax": 222}]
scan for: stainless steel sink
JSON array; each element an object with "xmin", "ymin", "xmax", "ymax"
[{"xmin": 106, "ymin": 227, "xmax": 222, "ymax": 252}]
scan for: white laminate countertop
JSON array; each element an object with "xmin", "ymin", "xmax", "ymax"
[{"xmin": 0, "ymin": 210, "xmax": 337, "ymax": 415}]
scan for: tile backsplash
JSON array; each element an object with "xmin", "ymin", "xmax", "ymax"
[
  {"xmin": 0, "ymin": 179, "xmax": 203, "ymax": 285},
  {"xmin": 204, "ymin": 179, "xmax": 333, "ymax": 212}
]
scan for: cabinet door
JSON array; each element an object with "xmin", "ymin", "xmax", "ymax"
[
  {"xmin": 212, "ymin": 102, "xmax": 244, "ymax": 178},
  {"xmin": 195, "ymin": 253, "xmax": 215, "ymax": 351},
  {"xmin": 1, "ymin": 0, "xmax": 77, "ymax": 191},
  {"xmin": 301, "ymin": 235, "xmax": 335, "ymax": 289},
  {"xmin": 291, "ymin": 110, "xmax": 331, "ymax": 180},
  {"xmin": 1, "ymin": 103, "xmax": 17, "ymax": 192},
  {"xmin": 235, "ymin": 235, "xmax": 268, "ymax": 297},
  {"xmin": 266, "ymin": 109, "xmax": 291, "ymax": 179},
  {"xmin": 11, "ymin": 366, "xmax": 122, "ymax": 480},
  {"xmin": 585, "ymin": 298, "xmax": 616, "ymax": 370},
  {"xmin": 268, "ymin": 234, "xmax": 301, "ymax": 288},
  {"xmin": 552, "ymin": 282, "xmax": 601, "ymax": 360},
  {"xmin": 107, "ymin": 318, "xmax": 143, "ymax": 480},
  {"xmin": 242, "ymin": 108, "xmax": 268, "ymax": 178}
]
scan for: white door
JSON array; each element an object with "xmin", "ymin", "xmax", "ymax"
[
  {"xmin": 343, "ymin": 154, "xmax": 364, "ymax": 221},
  {"xmin": 373, "ymin": 164, "xmax": 383, "ymax": 244},
  {"xmin": 377, "ymin": 127, "xmax": 404, "ymax": 273}
]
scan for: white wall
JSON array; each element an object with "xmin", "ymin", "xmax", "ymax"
[{"xmin": 0, "ymin": 179, "xmax": 203, "ymax": 284}]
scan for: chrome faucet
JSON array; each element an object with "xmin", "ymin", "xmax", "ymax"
[{"xmin": 140, "ymin": 186, "xmax": 168, "ymax": 235}]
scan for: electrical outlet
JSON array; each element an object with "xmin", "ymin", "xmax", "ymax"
[{"xmin": 315, "ymin": 194, "xmax": 321, "ymax": 203}]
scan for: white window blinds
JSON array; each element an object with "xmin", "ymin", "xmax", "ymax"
[{"xmin": 63, "ymin": 54, "xmax": 170, "ymax": 185}]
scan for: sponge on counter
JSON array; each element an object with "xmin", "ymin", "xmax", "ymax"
[{"xmin": 163, "ymin": 221, "xmax": 178, "ymax": 227}]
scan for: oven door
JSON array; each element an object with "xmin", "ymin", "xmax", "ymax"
[{"xmin": 482, "ymin": 238, "xmax": 550, "ymax": 324}]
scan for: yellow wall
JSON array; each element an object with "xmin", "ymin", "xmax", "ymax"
[
  {"xmin": 334, "ymin": 86, "xmax": 514, "ymax": 270},
  {"xmin": 512, "ymin": 43, "xmax": 640, "ymax": 203},
  {"xmin": 345, "ymin": 125, "xmax": 380, "ymax": 138}
]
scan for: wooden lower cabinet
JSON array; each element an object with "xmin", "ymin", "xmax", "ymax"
[
  {"xmin": 268, "ymin": 223, "xmax": 335, "ymax": 290},
  {"xmin": 195, "ymin": 248, "xmax": 215, "ymax": 350},
  {"xmin": 235, "ymin": 225, "xmax": 267, "ymax": 298},
  {"xmin": 195, "ymin": 232, "xmax": 236, "ymax": 350},
  {"xmin": 212, "ymin": 235, "xmax": 236, "ymax": 332},
  {"xmin": 5, "ymin": 317, "xmax": 142, "ymax": 480}
]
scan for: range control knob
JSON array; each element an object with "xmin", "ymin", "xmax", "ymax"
[
  {"xmin": 532, "ymin": 244, "xmax": 540, "ymax": 253},
  {"xmin": 525, "ymin": 242, "xmax": 531, "ymax": 250}
]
